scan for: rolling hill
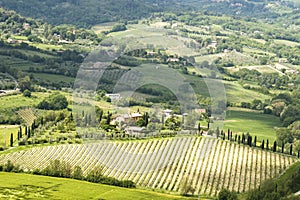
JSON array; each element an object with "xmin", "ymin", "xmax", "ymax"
[{"xmin": 0, "ymin": 0, "xmax": 299, "ymax": 27}]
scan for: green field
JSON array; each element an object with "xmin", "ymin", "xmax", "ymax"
[
  {"xmin": 224, "ymin": 81, "xmax": 270, "ymax": 104},
  {"xmin": 0, "ymin": 92, "xmax": 49, "ymax": 111},
  {"xmin": 0, "ymin": 125, "xmax": 19, "ymax": 147},
  {"xmin": 222, "ymin": 108, "xmax": 283, "ymax": 143},
  {"xmin": 0, "ymin": 172, "xmax": 198, "ymax": 200},
  {"xmin": 32, "ymin": 73, "xmax": 75, "ymax": 84}
]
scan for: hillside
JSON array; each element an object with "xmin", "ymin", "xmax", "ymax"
[
  {"xmin": 0, "ymin": 0, "xmax": 299, "ymax": 27},
  {"xmin": 0, "ymin": 0, "xmax": 160, "ymax": 27},
  {"xmin": 0, "ymin": 137, "xmax": 298, "ymax": 196}
]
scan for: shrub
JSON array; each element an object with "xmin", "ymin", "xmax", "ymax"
[
  {"xmin": 218, "ymin": 188, "xmax": 237, "ymax": 200},
  {"xmin": 4, "ymin": 160, "xmax": 15, "ymax": 172},
  {"xmin": 23, "ymin": 89, "xmax": 31, "ymax": 97}
]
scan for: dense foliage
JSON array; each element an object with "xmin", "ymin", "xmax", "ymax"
[
  {"xmin": 1, "ymin": 0, "xmax": 299, "ymax": 28},
  {"xmin": 0, "ymin": 160, "xmax": 136, "ymax": 189},
  {"xmin": 246, "ymin": 162, "xmax": 300, "ymax": 200},
  {"xmin": 37, "ymin": 92, "xmax": 68, "ymax": 110}
]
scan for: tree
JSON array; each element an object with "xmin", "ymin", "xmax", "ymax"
[
  {"xmin": 218, "ymin": 188, "xmax": 237, "ymax": 200},
  {"xmin": 165, "ymin": 115, "xmax": 181, "ymax": 131},
  {"xmin": 289, "ymin": 121, "xmax": 300, "ymax": 140},
  {"xmin": 18, "ymin": 76, "xmax": 32, "ymax": 92},
  {"xmin": 10, "ymin": 133, "xmax": 13, "ymax": 147},
  {"xmin": 37, "ymin": 92, "xmax": 68, "ymax": 110},
  {"xmin": 216, "ymin": 127, "xmax": 220, "ymax": 138},
  {"xmin": 23, "ymin": 89, "xmax": 31, "ymax": 97},
  {"xmin": 86, "ymin": 166, "xmax": 104, "ymax": 183},
  {"xmin": 19, "ymin": 126, "xmax": 22, "ymax": 138},
  {"xmin": 262, "ymin": 140, "xmax": 265, "ymax": 150},
  {"xmin": 180, "ymin": 178, "xmax": 195, "ymax": 196},
  {"xmin": 276, "ymin": 128, "xmax": 293, "ymax": 145},
  {"xmin": 273, "ymin": 141, "xmax": 277, "ymax": 152},
  {"xmin": 111, "ymin": 23, "xmax": 127, "ymax": 32}
]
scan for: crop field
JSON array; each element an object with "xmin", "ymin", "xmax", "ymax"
[
  {"xmin": 0, "ymin": 55, "xmax": 46, "ymax": 71},
  {"xmin": 17, "ymin": 108, "xmax": 36, "ymax": 125},
  {"xmin": 32, "ymin": 73, "xmax": 75, "ymax": 85},
  {"xmin": 0, "ymin": 172, "xmax": 195, "ymax": 200},
  {"xmin": 0, "ymin": 137, "xmax": 297, "ymax": 196},
  {"xmin": 222, "ymin": 108, "xmax": 283, "ymax": 143},
  {"xmin": 274, "ymin": 39, "xmax": 300, "ymax": 47},
  {"xmin": 195, "ymin": 51, "xmax": 258, "ymax": 66},
  {"xmin": 92, "ymin": 22, "xmax": 116, "ymax": 34}
]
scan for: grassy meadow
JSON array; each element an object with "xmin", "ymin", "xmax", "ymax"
[
  {"xmin": 0, "ymin": 172, "xmax": 201, "ymax": 200},
  {"xmin": 0, "ymin": 125, "xmax": 19, "ymax": 147},
  {"xmin": 222, "ymin": 107, "xmax": 282, "ymax": 143}
]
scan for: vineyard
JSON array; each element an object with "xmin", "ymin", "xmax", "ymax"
[
  {"xmin": 0, "ymin": 136, "xmax": 298, "ymax": 196},
  {"xmin": 17, "ymin": 108, "xmax": 36, "ymax": 125}
]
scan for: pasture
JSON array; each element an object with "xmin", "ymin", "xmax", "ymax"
[
  {"xmin": 223, "ymin": 108, "xmax": 283, "ymax": 143},
  {"xmin": 0, "ymin": 172, "xmax": 196, "ymax": 200},
  {"xmin": 0, "ymin": 125, "xmax": 19, "ymax": 147}
]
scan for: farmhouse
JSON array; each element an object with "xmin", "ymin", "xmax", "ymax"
[
  {"xmin": 105, "ymin": 93, "xmax": 121, "ymax": 101},
  {"xmin": 125, "ymin": 126, "xmax": 145, "ymax": 136},
  {"xmin": 162, "ymin": 109, "xmax": 173, "ymax": 118},
  {"xmin": 130, "ymin": 112, "xmax": 143, "ymax": 121},
  {"xmin": 112, "ymin": 112, "xmax": 142, "ymax": 125},
  {"xmin": 195, "ymin": 108, "xmax": 206, "ymax": 114},
  {"xmin": 167, "ymin": 58, "xmax": 179, "ymax": 62}
]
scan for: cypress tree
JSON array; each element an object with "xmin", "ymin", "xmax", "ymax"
[
  {"xmin": 25, "ymin": 126, "xmax": 27, "ymax": 136},
  {"xmin": 254, "ymin": 136, "xmax": 257, "ymax": 147},
  {"xmin": 10, "ymin": 133, "xmax": 13, "ymax": 147},
  {"xmin": 17, "ymin": 130, "xmax": 20, "ymax": 140},
  {"xmin": 31, "ymin": 120, "xmax": 35, "ymax": 131},
  {"xmin": 290, "ymin": 144, "xmax": 293, "ymax": 155},
  {"xmin": 298, "ymin": 151, "xmax": 300, "ymax": 158},
  {"xmin": 238, "ymin": 135, "xmax": 241, "ymax": 144},
  {"xmin": 281, "ymin": 142, "xmax": 284, "ymax": 153},
  {"xmin": 235, "ymin": 134, "xmax": 237, "ymax": 142},
  {"xmin": 28, "ymin": 128, "xmax": 31, "ymax": 138},
  {"xmin": 273, "ymin": 141, "xmax": 277, "ymax": 152},
  {"xmin": 266, "ymin": 139, "xmax": 269, "ymax": 150},
  {"xmin": 19, "ymin": 127, "xmax": 22, "ymax": 138},
  {"xmin": 216, "ymin": 127, "xmax": 220, "ymax": 138},
  {"xmin": 242, "ymin": 133, "xmax": 245, "ymax": 144},
  {"xmin": 262, "ymin": 140, "xmax": 265, "ymax": 150},
  {"xmin": 198, "ymin": 122, "xmax": 201, "ymax": 133},
  {"xmin": 227, "ymin": 131, "xmax": 230, "ymax": 140},
  {"xmin": 19, "ymin": 126, "xmax": 22, "ymax": 137},
  {"xmin": 230, "ymin": 131, "xmax": 233, "ymax": 141},
  {"xmin": 248, "ymin": 136, "xmax": 252, "ymax": 147}
]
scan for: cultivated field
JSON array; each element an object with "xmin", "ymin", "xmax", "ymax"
[{"xmin": 0, "ymin": 137, "xmax": 297, "ymax": 196}]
